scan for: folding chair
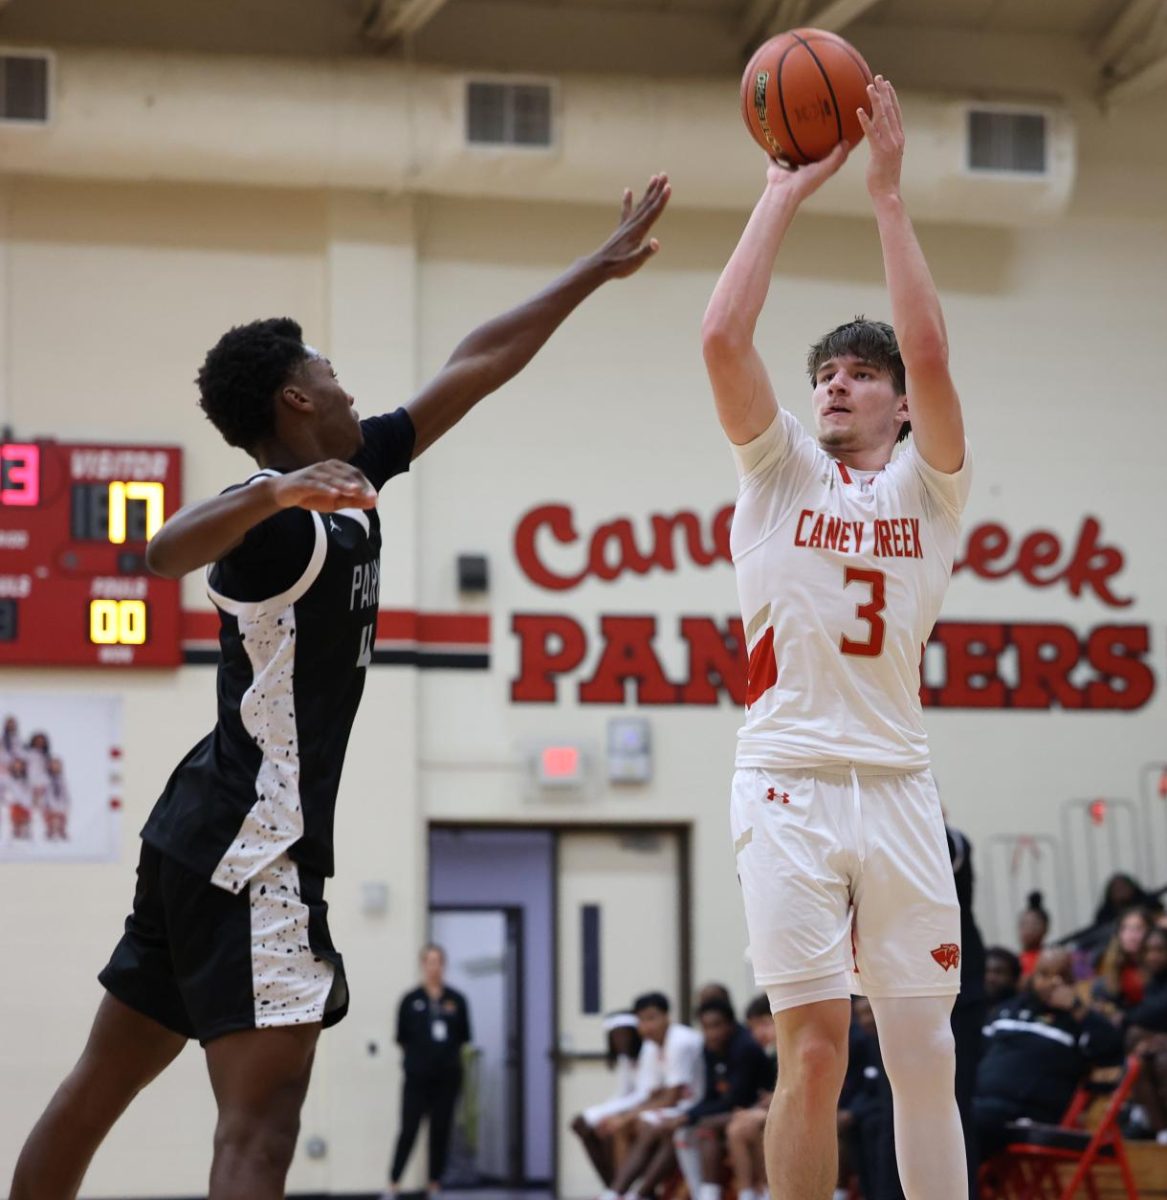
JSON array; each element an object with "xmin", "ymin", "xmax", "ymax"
[{"xmin": 989, "ymin": 1054, "xmax": 1142, "ymax": 1200}]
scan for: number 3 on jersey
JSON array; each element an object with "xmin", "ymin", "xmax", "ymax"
[{"xmin": 839, "ymin": 567, "xmax": 886, "ymax": 657}]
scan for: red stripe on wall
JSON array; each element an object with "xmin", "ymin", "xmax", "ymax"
[{"xmin": 376, "ymin": 610, "xmax": 490, "ymax": 645}]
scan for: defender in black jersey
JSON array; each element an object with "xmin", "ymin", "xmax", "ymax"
[{"xmin": 9, "ymin": 174, "xmax": 670, "ymax": 1200}]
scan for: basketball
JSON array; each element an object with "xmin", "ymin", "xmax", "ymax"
[{"xmin": 740, "ymin": 28, "xmax": 874, "ymax": 165}]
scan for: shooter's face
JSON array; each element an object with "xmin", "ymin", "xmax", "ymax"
[{"xmin": 812, "ymin": 355, "xmax": 906, "ymax": 454}]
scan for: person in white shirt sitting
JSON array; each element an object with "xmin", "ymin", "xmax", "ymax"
[
  {"xmin": 599, "ymin": 992, "xmax": 704, "ymax": 1200},
  {"xmin": 571, "ymin": 1012, "xmax": 647, "ymax": 1186}
]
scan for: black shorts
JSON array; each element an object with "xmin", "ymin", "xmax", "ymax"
[{"xmin": 99, "ymin": 841, "xmax": 348, "ymax": 1044}]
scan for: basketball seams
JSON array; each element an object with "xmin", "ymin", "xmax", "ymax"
[
  {"xmin": 790, "ymin": 31, "xmax": 843, "ymax": 147},
  {"xmin": 804, "ymin": 34, "xmax": 874, "ymax": 86},
  {"xmin": 741, "ymin": 28, "xmax": 873, "ymax": 165},
  {"xmin": 775, "ymin": 40, "xmax": 811, "ymax": 165}
]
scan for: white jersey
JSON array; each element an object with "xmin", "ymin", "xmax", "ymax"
[{"xmin": 731, "ymin": 410, "xmax": 972, "ymax": 771}]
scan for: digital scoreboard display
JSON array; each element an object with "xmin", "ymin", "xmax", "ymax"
[{"xmin": 0, "ymin": 440, "xmax": 183, "ymax": 667}]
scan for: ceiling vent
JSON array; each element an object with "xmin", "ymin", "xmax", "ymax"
[
  {"xmin": 966, "ymin": 107, "xmax": 1048, "ymax": 175},
  {"xmin": 0, "ymin": 50, "xmax": 51, "ymax": 125},
  {"xmin": 466, "ymin": 79, "xmax": 554, "ymax": 149}
]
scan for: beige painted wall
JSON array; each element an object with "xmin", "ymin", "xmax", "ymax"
[{"xmin": 0, "ymin": 43, "xmax": 1165, "ymax": 1197}]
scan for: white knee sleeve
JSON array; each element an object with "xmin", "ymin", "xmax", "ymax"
[{"xmin": 869, "ymin": 995, "xmax": 967, "ymax": 1200}]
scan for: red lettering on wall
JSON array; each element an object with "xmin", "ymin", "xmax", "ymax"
[
  {"xmin": 513, "ymin": 505, "xmax": 587, "ymax": 591},
  {"xmin": 926, "ymin": 623, "xmax": 1009, "ymax": 708},
  {"xmin": 1084, "ymin": 625, "xmax": 1155, "ymax": 710},
  {"xmin": 578, "ymin": 616, "xmax": 679, "ymax": 705},
  {"xmin": 513, "ymin": 613, "xmax": 1154, "ymax": 710},
  {"xmin": 515, "ymin": 504, "xmax": 1136, "ymax": 607},
  {"xmin": 510, "ymin": 613, "xmax": 587, "ymax": 702},
  {"xmin": 678, "ymin": 617, "xmax": 746, "ymax": 706},
  {"xmin": 954, "ymin": 516, "xmax": 1131, "ymax": 608},
  {"xmin": 514, "ymin": 503, "xmax": 735, "ymax": 592},
  {"xmin": 1009, "ymin": 623, "xmax": 1085, "ymax": 710}
]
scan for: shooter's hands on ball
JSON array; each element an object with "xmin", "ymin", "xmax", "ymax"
[
  {"xmin": 588, "ymin": 173, "xmax": 671, "ymax": 279},
  {"xmin": 272, "ymin": 461, "xmax": 377, "ymax": 513},
  {"xmin": 765, "ymin": 140, "xmax": 850, "ymax": 204},
  {"xmin": 857, "ymin": 75, "xmax": 904, "ymax": 198}
]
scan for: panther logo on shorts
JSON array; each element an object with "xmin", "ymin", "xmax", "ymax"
[{"xmin": 930, "ymin": 943, "xmax": 960, "ymax": 971}]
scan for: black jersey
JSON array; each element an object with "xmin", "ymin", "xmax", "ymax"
[{"xmin": 141, "ymin": 409, "xmax": 415, "ymax": 890}]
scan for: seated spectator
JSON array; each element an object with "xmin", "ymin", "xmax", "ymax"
[
  {"xmin": 1017, "ymin": 891, "xmax": 1050, "ymax": 979},
  {"xmin": 597, "ymin": 992, "xmax": 703, "ymax": 1200},
  {"xmin": 1093, "ymin": 907, "xmax": 1152, "ymax": 1013},
  {"xmin": 724, "ymin": 996, "xmax": 777, "ymax": 1200},
  {"xmin": 984, "ymin": 947, "xmax": 1022, "ymax": 1016},
  {"xmin": 695, "ymin": 981, "xmax": 734, "ymax": 1011},
  {"xmin": 1125, "ymin": 926, "xmax": 1167, "ymax": 1142},
  {"xmin": 974, "ymin": 947, "xmax": 1123, "ymax": 1159},
  {"xmin": 571, "ymin": 1012, "xmax": 646, "ymax": 1186},
  {"xmin": 1095, "ymin": 872, "xmax": 1153, "ymax": 926},
  {"xmin": 683, "ymin": 998, "xmax": 772, "ymax": 1200}
]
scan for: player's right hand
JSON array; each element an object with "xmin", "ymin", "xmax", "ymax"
[
  {"xmin": 271, "ymin": 461, "xmax": 377, "ymax": 512},
  {"xmin": 765, "ymin": 139, "xmax": 850, "ymax": 203}
]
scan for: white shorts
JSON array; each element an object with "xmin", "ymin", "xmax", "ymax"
[{"xmin": 730, "ymin": 765, "xmax": 960, "ymax": 1000}]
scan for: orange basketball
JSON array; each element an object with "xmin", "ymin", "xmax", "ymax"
[{"xmin": 740, "ymin": 28, "xmax": 874, "ymax": 166}]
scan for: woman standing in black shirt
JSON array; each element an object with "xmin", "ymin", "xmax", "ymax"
[{"xmin": 385, "ymin": 945, "xmax": 472, "ymax": 1198}]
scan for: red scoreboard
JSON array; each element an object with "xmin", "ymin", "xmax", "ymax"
[{"xmin": 0, "ymin": 440, "xmax": 183, "ymax": 667}]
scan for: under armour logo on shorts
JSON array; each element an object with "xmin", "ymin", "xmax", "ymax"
[
  {"xmin": 931, "ymin": 943, "xmax": 960, "ymax": 971},
  {"xmin": 765, "ymin": 787, "xmax": 790, "ymax": 804}
]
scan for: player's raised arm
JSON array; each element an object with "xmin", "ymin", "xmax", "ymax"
[
  {"xmin": 701, "ymin": 146, "xmax": 848, "ymax": 446},
  {"xmin": 145, "ymin": 461, "xmax": 376, "ymax": 578},
  {"xmin": 860, "ymin": 76, "xmax": 965, "ymax": 473},
  {"xmin": 405, "ymin": 174, "xmax": 670, "ymax": 460}
]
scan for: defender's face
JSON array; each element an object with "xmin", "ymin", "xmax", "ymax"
[
  {"xmin": 297, "ymin": 352, "xmax": 364, "ymax": 459},
  {"xmin": 811, "ymin": 356, "xmax": 906, "ymax": 453}
]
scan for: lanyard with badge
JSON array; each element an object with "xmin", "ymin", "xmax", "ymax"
[{"xmin": 430, "ymin": 995, "xmax": 449, "ymax": 1043}]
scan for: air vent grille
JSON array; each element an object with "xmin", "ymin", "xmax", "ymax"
[
  {"xmin": 0, "ymin": 52, "xmax": 50, "ymax": 124},
  {"xmin": 466, "ymin": 80, "xmax": 553, "ymax": 148},
  {"xmin": 967, "ymin": 109, "xmax": 1047, "ymax": 175}
]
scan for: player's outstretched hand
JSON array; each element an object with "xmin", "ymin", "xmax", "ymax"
[
  {"xmin": 857, "ymin": 74, "xmax": 904, "ymax": 199},
  {"xmin": 272, "ymin": 461, "xmax": 377, "ymax": 513},
  {"xmin": 766, "ymin": 140, "xmax": 850, "ymax": 204},
  {"xmin": 589, "ymin": 174, "xmax": 672, "ymax": 280}
]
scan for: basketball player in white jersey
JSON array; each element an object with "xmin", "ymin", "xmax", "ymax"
[{"xmin": 702, "ymin": 78, "xmax": 970, "ymax": 1199}]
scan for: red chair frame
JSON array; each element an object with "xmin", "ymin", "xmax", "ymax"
[{"xmin": 984, "ymin": 1054, "xmax": 1142, "ymax": 1200}]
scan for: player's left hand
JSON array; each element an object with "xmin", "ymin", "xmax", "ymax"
[
  {"xmin": 857, "ymin": 75, "xmax": 904, "ymax": 199},
  {"xmin": 589, "ymin": 174, "xmax": 672, "ymax": 280}
]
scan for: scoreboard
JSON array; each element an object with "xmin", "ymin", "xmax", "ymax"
[{"xmin": 0, "ymin": 440, "xmax": 183, "ymax": 667}]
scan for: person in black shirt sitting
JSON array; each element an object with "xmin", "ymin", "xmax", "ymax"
[
  {"xmin": 686, "ymin": 998, "xmax": 772, "ymax": 1200},
  {"xmin": 385, "ymin": 945, "xmax": 472, "ymax": 1199},
  {"xmin": 984, "ymin": 947, "xmax": 1022, "ymax": 1017},
  {"xmin": 975, "ymin": 947, "xmax": 1122, "ymax": 1159}
]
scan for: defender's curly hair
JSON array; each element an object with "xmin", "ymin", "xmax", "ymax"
[
  {"xmin": 807, "ymin": 317, "xmax": 911, "ymax": 444},
  {"xmin": 196, "ymin": 317, "xmax": 310, "ymax": 451}
]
